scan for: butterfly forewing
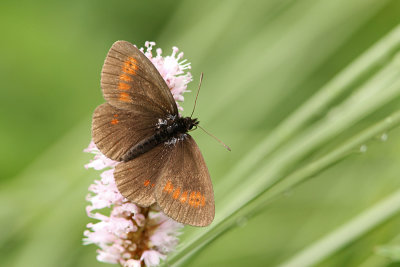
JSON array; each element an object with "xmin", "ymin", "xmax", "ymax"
[
  {"xmin": 92, "ymin": 103, "xmax": 160, "ymax": 161},
  {"xmin": 154, "ymin": 135, "xmax": 214, "ymax": 227},
  {"xmin": 101, "ymin": 40, "xmax": 178, "ymax": 115}
]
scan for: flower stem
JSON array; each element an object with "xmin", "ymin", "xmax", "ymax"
[
  {"xmin": 277, "ymin": 187, "xmax": 400, "ymax": 267},
  {"xmin": 216, "ymin": 24, "xmax": 400, "ymax": 200}
]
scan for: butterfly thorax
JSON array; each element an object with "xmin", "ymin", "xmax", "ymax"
[{"xmin": 120, "ymin": 116, "xmax": 199, "ymax": 162}]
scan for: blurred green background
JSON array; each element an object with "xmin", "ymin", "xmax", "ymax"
[{"xmin": 2, "ymin": 0, "xmax": 400, "ymax": 266}]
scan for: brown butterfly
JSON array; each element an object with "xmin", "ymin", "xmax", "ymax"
[{"xmin": 92, "ymin": 40, "xmax": 214, "ymax": 226}]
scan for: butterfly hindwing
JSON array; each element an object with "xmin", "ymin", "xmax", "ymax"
[
  {"xmin": 92, "ymin": 103, "xmax": 160, "ymax": 161},
  {"xmin": 101, "ymin": 40, "xmax": 178, "ymax": 116},
  {"xmin": 114, "ymin": 143, "xmax": 174, "ymax": 207},
  {"xmin": 154, "ymin": 135, "xmax": 214, "ymax": 227}
]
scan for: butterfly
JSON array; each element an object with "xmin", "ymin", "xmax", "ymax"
[{"xmin": 91, "ymin": 40, "xmax": 214, "ymax": 226}]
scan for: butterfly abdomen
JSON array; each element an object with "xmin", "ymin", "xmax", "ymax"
[{"xmin": 120, "ymin": 116, "xmax": 199, "ymax": 162}]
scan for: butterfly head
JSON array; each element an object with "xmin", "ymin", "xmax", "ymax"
[{"xmin": 183, "ymin": 117, "xmax": 199, "ymax": 131}]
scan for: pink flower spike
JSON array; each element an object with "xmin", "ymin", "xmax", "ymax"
[
  {"xmin": 141, "ymin": 250, "xmax": 167, "ymax": 267},
  {"xmin": 83, "ymin": 41, "xmax": 189, "ymax": 266},
  {"xmin": 124, "ymin": 259, "xmax": 142, "ymax": 267},
  {"xmin": 141, "ymin": 41, "xmax": 193, "ymax": 111}
]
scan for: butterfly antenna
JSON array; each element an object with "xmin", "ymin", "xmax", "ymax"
[
  {"xmin": 190, "ymin": 72, "xmax": 203, "ymax": 118},
  {"xmin": 198, "ymin": 125, "xmax": 231, "ymax": 151}
]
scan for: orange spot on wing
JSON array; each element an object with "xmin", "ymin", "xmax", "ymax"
[
  {"xmin": 201, "ymin": 195, "xmax": 206, "ymax": 207},
  {"xmin": 122, "ymin": 66, "xmax": 136, "ymax": 75},
  {"xmin": 144, "ymin": 180, "xmax": 150, "ymax": 187},
  {"xmin": 113, "ymin": 114, "xmax": 118, "ymax": 117},
  {"xmin": 172, "ymin": 187, "xmax": 181, "ymax": 199},
  {"xmin": 127, "ymin": 57, "xmax": 137, "ymax": 64},
  {"xmin": 128, "ymin": 57, "xmax": 137, "ymax": 66},
  {"xmin": 118, "ymin": 82, "xmax": 131, "ymax": 90},
  {"xmin": 120, "ymin": 73, "xmax": 132, "ymax": 82},
  {"xmin": 180, "ymin": 191, "xmax": 188, "ymax": 203},
  {"xmin": 111, "ymin": 119, "xmax": 119, "ymax": 125},
  {"xmin": 119, "ymin": 92, "xmax": 131, "ymax": 102},
  {"xmin": 194, "ymin": 192, "xmax": 202, "ymax": 208},
  {"xmin": 151, "ymin": 183, "xmax": 155, "ymax": 187},
  {"xmin": 188, "ymin": 192, "xmax": 197, "ymax": 206},
  {"xmin": 163, "ymin": 181, "xmax": 173, "ymax": 193},
  {"xmin": 122, "ymin": 57, "xmax": 138, "ymax": 75}
]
